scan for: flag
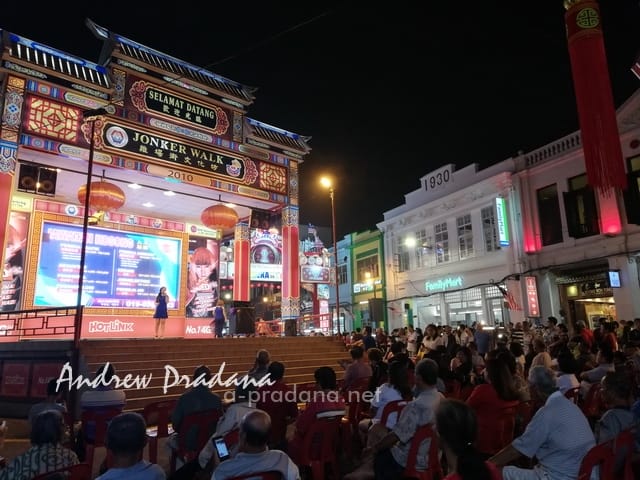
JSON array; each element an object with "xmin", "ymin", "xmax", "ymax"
[{"xmin": 499, "ymin": 286, "xmax": 522, "ymax": 311}]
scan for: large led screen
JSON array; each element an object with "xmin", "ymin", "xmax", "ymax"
[{"xmin": 34, "ymin": 222, "xmax": 181, "ymax": 309}]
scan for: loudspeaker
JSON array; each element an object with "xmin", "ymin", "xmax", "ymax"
[
  {"xmin": 369, "ymin": 298, "xmax": 384, "ymax": 324},
  {"xmin": 17, "ymin": 163, "xmax": 57, "ymax": 196},
  {"xmin": 233, "ymin": 301, "xmax": 255, "ymax": 334},
  {"xmin": 284, "ymin": 319, "xmax": 297, "ymax": 337}
]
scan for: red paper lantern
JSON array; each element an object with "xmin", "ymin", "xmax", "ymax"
[
  {"xmin": 77, "ymin": 181, "xmax": 126, "ymax": 212},
  {"xmin": 201, "ymin": 204, "xmax": 238, "ymax": 233}
]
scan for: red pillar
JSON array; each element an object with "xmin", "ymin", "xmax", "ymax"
[
  {"xmin": 233, "ymin": 222, "xmax": 251, "ymax": 301},
  {"xmin": 281, "ymin": 206, "xmax": 300, "ymax": 321}
]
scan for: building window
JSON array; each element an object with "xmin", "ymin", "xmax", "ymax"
[
  {"xmin": 536, "ymin": 184, "xmax": 563, "ymax": 246},
  {"xmin": 395, "ymin": 238, "xmax": 410, "ymax": 273},
  {"xmin": 356, "ymin": 256, "xmax": 379, "ymax": 282},
  {"xmin": 624, "ymin": 155, "xmax": 640, "ymax": 225},
  {"xmin": 563, "ymin": 173, "xmax": 600, "ymax": 238},
  {"xmin": 456, "ymin": 214, "xmax": 474, "ymax": 259},
  {"xmin": 414, "ymin": 229, "xmax": 429, "ymax": 268},
  {"xmin": 434, "ymin": 222, "xmax": 449, "ymax": 264},
  {"xmin": 337, "ymin": 264, "xmax": 347, "ymax": 285},
  {"xmin": 481, "ymin": 206, "xmax": 500, "ymax": 252}
]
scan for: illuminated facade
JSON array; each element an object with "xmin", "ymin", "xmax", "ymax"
[{"xmin": 0, "ymin": 22, "xmax": 310, "ymax": 339}]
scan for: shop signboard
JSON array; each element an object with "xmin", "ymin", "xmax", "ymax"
[
  {"xmin": 1, "ymin": 361, "xmax": 30, "ymax": 397},
  {"xmin": 495, "ymin": 197, "xmax": 510, "ymax": 246},
  {"xmin": 525, "ymin": 276, "xmax": 540, "ymax": 317}
]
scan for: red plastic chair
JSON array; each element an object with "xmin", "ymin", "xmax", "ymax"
[
  {"xmin": 227, "ymin": 472, "xmax": 283, "ymax": 480},
  {"xmin": 32, "ymin": 463, "xmax": 92, "ymax": 480},
  {"xmin": 341, "ymin": 376, "xmax": 372, "ymax": 453},
  {"xmin": 477, "ymin": 403, "xmax": 519, "ymax": 456},
  {"xmin": 169, "ymin": 408, "xmax": 222, "ymax": 473},
  {"xmin": 142, "ymin": 398, "xmax": 176, "ymax": 464},
  {"xmin": 379, "ymin": 399, "xmax": 408, "ymax": 428},
  {"xmin": 581, "ymin": 383, "xmax": 606, "ymax": 424},
  {"xmin": 296, "ymin": 415, "xmax": 342, "ymax": 480},
  {"xmin": 402, "ymin": 423, "xmax": 443, "ymax": 480},
  {"xmin": 577, "ymin": 441, "xmax": 614, "ymax": 480},
  {"xmin": 613, "ymin": 427, "xmax": 637, "ymax": 480},
  {"xmin": 79, "ymin": 407, "xmax": 121, "ymax": 473},
  {"xmin": 564, "ymin": 386, "xmax": 581, "ymax": 405}
]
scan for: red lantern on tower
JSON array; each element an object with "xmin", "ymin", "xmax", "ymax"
[
  {"xmin": 201, "ymin": 204, "xmax": 238, "ymax": 235},
  {"xmin": 77, "ymin": 180, "xmax": 126, "ymax": 221}
]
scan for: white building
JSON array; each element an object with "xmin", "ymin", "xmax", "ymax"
[{"xmin": 378, "ymin": 162, "xmax": 525, "ymax": 331}]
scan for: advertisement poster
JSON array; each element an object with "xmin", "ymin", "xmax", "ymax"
[
  {"xmin": 186, "ymin": 237, "xmax": 219, "ymax": 317},
  {"xmin": 34, "ymin": 222, "xmax": 181, "ymax": 309},
  {"xmin": 2, "ymin": 211, "xmax": 29, "ymax": 311}
]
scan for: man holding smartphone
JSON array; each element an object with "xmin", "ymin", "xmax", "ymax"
[{"xmin": 212, "ymin": 410, "xmax": 300, "ymax": 480}]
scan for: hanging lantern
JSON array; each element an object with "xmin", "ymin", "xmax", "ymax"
[
  {"xmin": 201, "ymin": 204, "xmax": 238, "ymax": 233},
  {"xmin": 77, "ymin": 180, "xmax": 126, "ymax": 213}
]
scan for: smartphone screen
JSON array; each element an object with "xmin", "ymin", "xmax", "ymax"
[{"xmin": 213, "ymin": 436, "xmax": 230, "ymax": 461}]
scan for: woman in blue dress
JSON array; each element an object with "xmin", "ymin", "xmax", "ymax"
[{"xmin": 153, "ymin": 287, "xmax": 169, "ymax": 339}]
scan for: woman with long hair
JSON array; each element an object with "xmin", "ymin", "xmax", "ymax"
[
  {"xmin": 466, "ymin": 356, "xmax": 520, "ymax": 457},
  {"xmin": 153, "ymin": 286, "xmax": 169, "ymax": 339},
  {"xmin": 436, "ymin": 399, "xmax": 501, "ymax": 480}
]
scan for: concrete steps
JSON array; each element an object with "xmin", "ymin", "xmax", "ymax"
[{"xmin": 79, "ymin": 336, "xmax": 350, "ymax": 412}]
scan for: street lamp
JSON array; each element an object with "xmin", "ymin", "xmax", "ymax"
[
  {"xmin": 320, "ymin": 176, "xmax": 340, "ymax": 336},
  {"xmin": 75, "ymin": 107, "xmax": 108, "ymax": 345}
]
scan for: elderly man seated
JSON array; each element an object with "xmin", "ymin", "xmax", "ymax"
[
  {"xmin": 212, "ymin": 410, "xmax": 300, "ymax": 480},
  {"xmin": 489, "ymin": 365, "xmax": 595, "ymax": 480}
]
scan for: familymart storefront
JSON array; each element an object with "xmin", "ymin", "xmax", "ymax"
[{"xmin": 411, "ymin": 268, "xmax": 521, "ymax": 329}]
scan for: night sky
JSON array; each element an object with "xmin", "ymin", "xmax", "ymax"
[{"xmin": 3, "ymin": 1, "xmax": 640, "ymax": 238}]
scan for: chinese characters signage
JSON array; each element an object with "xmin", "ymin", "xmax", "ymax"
[{"xmin": 525, "ymin": 276, "xmax": 540, "ymax": 317}]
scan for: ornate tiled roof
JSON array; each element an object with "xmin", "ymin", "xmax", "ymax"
[
  {"xmin": 245, "ymin": 117, "xmax": 311, "ymax": 155},
  {"xmin": 87, "ymin": 20, "xmax": 256, "ymax": 105},
  {"xmin": 1, "ymin": 30, "xmax": 110, "ymax": 88}
]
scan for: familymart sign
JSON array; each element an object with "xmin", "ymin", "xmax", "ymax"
[{"xmin": 425, "ymin": 276, "xmax": 463, "ymax": 292}]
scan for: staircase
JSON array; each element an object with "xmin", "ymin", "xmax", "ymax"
[{"xmin": 79, "ymin": 336, "xmax": 349, "ymax": 412}]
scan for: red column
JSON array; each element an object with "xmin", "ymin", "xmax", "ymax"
[
  {"xmin": 281, "ymin": 206, "xmax": 300, "ymax": 321},
  {"xmin": 233, "ymin": 222, "xmax": 251, "ymax": 301}
]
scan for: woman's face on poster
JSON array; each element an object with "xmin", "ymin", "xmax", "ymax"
[{"xmin": 192, "ymin": 262, "xmax": 214, "ymax": 279}]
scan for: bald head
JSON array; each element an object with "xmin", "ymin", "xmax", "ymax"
[{"xmin": 241, "ymin": 410, "xmax": 271, "ymax": 448}]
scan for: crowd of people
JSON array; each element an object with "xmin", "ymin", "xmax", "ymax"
[{"xmin": 1, "ymin": 316, "xmax": 639, "ymax": 479}]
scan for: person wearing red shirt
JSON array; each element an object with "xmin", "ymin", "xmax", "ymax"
[{"xmin": 286, "ymin": 366, "xmax": 345, "ymax": 464}]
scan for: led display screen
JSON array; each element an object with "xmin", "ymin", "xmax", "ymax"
[{"xmin": 34, "ymin": 221, "xmax": 181, "ymax": 309}]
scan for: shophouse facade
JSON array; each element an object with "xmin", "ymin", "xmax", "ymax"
[
  {"xmin": 378, "ymin": 162, "xmax": 525, "ymax": 332},
  {"xmin": 515, "ymin": 89, "xmax": 640, "ymax": 328}
]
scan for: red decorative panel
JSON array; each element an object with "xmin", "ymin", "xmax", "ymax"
[
  {"xmin": 0, "ymin": 361, "xmax": 30, "ymax": 397},
  {"xmin": 25, "ymin": 96, "xmax": 80, "ymax": 142}
]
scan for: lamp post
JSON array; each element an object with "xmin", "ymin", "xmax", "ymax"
[
  {"xmin": 320, "ymin": 177, "xmax": 340, "ymax": 336},
  {"xmin": 74, "ymin": 107, "xmax": 108, "ymax": 345}
]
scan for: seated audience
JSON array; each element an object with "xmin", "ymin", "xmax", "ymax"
[
  {"xmin": 287, "ymin": 366, "xmax": 346, "ymax": 465},
  {"xmin": 596, "ymin": 370, "xmax": 639, "ymax": 448},
  {"xmin": 168, "ymin": 365, "xmax": 223, "ymax": 455},
  {"xmin": 28, "ymin": 378, "xmax": 67, "ymax": 426},
  {"xmin": 465, "ymin": 357, "xmax": 520, "ymax": 457},
  {"xmin": 366, "ymin": 358, "xmax": 442, "ymax": 479},
  {"xmin": 348, "ymin": 362, "xmax": 412, "ymax": 480},
  {"xmin": 212, "ymin": 410, "xmax": 300, "ymax": 480},
  {"xmin": 0, "ymin": 410, "xmax": 78, "ymax": 479},
  {"xmin": 555, "ymin": 349, "xmax": 580, "ymax": 395},
  {"xmin": 366, "ymin": 348, "xmax": 388, "ymax": 392},
  {"xmin": 579, "ymin": 345, "xmax": 615, "ymax": 398},
  {"xmin": 449, "ymin": 346, "xmax": 474, "ymax": 387},
  {"xmin": 436, "ymin": 399, "xmax": 502, "ymax": 480},
  {"xmin": 79, "ymin": 363, "xmax": 126, "ymax": 445},
  {"xmin": 341, "ymin": 346, "xmax": 373, "ymax": 393},
  {"xmin": 529, "ymin": 339, "xmax": 552, "ymax": 370},
  {"xmin": 489, "ymin": 365, "xmax": 595, "ymax": 479},
  {"xmin": 255, "ymin": 361, "xmax": 299, "ymax": 450},
  {"xmin": 96, "ymin": 412, "xmax": 165, "ymax": 479}
]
